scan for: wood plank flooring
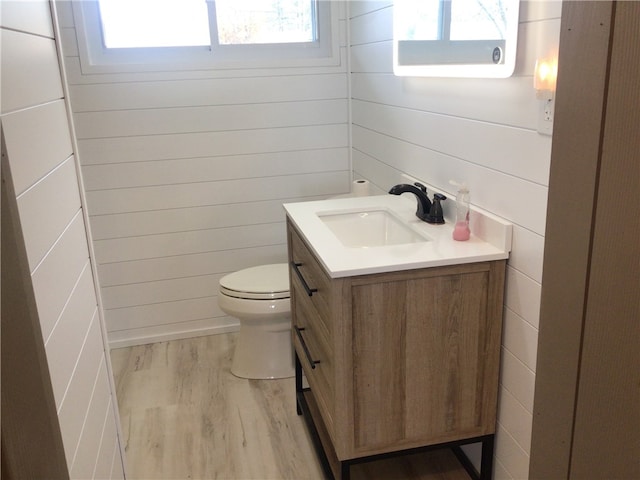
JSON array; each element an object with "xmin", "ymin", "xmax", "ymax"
[{"xmin": 111, "ymin": 333, "xmax": 472, "ymax": 480}]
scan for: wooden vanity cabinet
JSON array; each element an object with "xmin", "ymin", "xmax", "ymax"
[{"xmin": 287, "ymin": 219, "xmax": 506, "ymax": 480}]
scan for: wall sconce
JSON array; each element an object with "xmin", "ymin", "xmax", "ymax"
[
  {"xmin": 534, "ymin": 57, "xmax": 558, "ymax": 100},
  {"xmin": 534, "ymin": 57, "xmax": 558, "ymax": 135}
]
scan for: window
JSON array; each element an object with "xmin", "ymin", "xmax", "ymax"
[
  {"xmin": 74, "ymin": 0, "xmax": 337, "ymax": 72},
  {"xmin": 393, "ymin": 0, "xmax": 520, "ymax": 78}
]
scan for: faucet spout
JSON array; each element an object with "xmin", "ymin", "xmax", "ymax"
[{"xmin": 388, "ymin": 183, "xmax": 432, "ymax": 221}]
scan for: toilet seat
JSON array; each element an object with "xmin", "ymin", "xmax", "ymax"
[{"xmin": 219, "ymin": 264, "xmax": 290, "ymax": 300}]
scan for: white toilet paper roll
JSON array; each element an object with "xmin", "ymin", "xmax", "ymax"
[{"xmin": 352, "ymin": 179, "xmax": 370, "ymax": 197}]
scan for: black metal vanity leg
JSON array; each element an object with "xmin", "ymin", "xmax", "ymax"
[
  {"xmin": 295, "ymin": 353, "xmax": 303, "ymax": 415},
  {"xmin": 480, "ymin": 435, "xmax": 495, "ymax": 480},
  {"xmin": 340, "ymin": 461, "xmax": 350, "ymax": 480}
]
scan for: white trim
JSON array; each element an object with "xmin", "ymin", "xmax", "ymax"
[
  {"xmin": 107, "ymin": 320, "xmax": 241, "ymax": 349},
  {"xmin": 72, "ymin": 0, "xmax": 341, "ymax": 74}
]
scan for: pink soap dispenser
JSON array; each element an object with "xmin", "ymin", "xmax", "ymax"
[{"xmin": 451, "ymin": 182, "xmax": 471, "ymax": 241}]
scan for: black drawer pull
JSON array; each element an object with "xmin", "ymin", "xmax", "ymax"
[
  {"xmin": 291, "ymin": 261, "xmax": 318, "ymax": 297},
  {"xmin": 294, "ymin": 326, "xmax": 320, "ymax": 369}
]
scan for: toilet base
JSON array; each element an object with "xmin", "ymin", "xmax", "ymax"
[{"xmin": 231, "ymin": 322, "xmax": 294, "ymax": 379}]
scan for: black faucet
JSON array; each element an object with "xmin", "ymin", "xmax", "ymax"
[
  {"xmin": 388, "ymin": 182, "xmax": 446, "ymax": 224},
  {"xmin": 388, "ymin": 182, "xmax": 432, "ymax": 221}
]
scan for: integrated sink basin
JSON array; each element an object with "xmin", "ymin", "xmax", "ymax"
[{"xmin": 318, "ymin": 209, "xmax": 431, "ymax": 248}]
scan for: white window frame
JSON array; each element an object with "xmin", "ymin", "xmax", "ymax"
[{"xmin": 72, "ymin": 0, "xmax": 339, "ymax": 74}]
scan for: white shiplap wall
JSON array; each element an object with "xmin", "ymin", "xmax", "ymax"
[
  {"xmin": 0, "ymin": 1, "xmax": 124, "ymax": 478},
  {"xmin": 57, "ymin": 1, "xmax": 351, "ymax": 347},
  {"xmin": 348, "ymin": 1, "xmax": 561, "ymax": 478}
]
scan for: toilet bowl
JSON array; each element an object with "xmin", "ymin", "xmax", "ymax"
[{"xmin": 218, "ymin": 264, "xmax": 294, "ymax": 379}]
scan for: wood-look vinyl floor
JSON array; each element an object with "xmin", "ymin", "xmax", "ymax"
[{"xmin": 111, "ymin": 333, "xmax": 471, "ymax": 480}]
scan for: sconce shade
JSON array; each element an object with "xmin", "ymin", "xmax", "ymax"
[{"xmin": 534, "ymin": 58, "xmax": 558, "ymax": 99}]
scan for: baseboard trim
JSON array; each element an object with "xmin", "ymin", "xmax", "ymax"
[{"xmin": 108, "ymin": 321, "xmax": 240, "ymax": 349}]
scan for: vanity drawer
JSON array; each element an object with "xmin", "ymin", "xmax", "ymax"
[
  {"xmin": 289, "ymin": 226, "xmax": 333, "ymax": 339},
  {"xmin": 293, "ymin": 287, "xmax": 334, "ymax": 433}
]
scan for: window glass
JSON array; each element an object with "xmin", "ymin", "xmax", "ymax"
[
  {"xmin": 98, "ymin": 0, "xmax": 210, "ymax": 48},
  {"xmin": 215, "ymin": 0, "xmax": 316, "ymax": 45},
  {"xmin": 96, "ymin": 0, "xmax": 318, "ymax": 49}
]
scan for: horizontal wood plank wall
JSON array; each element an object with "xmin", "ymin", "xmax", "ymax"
[
  {"xmin": 56, "ymin": 1, "xmax": 351, "ymax": 346},
  {"xmin": 348, "ymin": 1, "xmax": 562, "ymax": 478},
  {"xmin": 1, "ymin": 1, "xmax": 124, "ymax": 478}
]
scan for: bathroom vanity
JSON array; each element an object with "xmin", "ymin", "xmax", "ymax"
[{"xmin": 284, "ymin": 195, "xmax": 511, "ymax": 480}]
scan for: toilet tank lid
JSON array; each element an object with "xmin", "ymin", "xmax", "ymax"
[{"xmin": 219, "ymin": 264, "xmax": 289, "ymax": 295}]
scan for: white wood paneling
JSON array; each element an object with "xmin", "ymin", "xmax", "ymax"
[
  {"xmin": 32, "ymin": 211, "xmax": 90, "ymax": 342},
  {"xmin": 98, "ymin": 245, "xmax": 287, "ymax": 287},
  {"xmin": 105, "ymin": 297, "xmax": 221, "ymax": 332},
  {"xmin": 88, "ymin": 199, "xmax": 315, "ymax": 240},
  {"xmin": 349, "ymin": 6, "xmax": 392, "ymax": 45},
  {"xmin": 350, "ymin": 41, "xmax": 393, "ymax": 74},
  {"xmin": 505, "ymin": 266, "xmax": 542, "ymax": 329},
  {"xmin": 0, "ymin": 29, "xmax": 63, "ymax": 113},
  {"xmin": 352, "ymin": 73, "xmax": 540, "ymax": 130},
  {"xmin": 497, "ymin": 387, "xmax": 533, "ymax": 454},
  {"xmin": 352, "ymin": 101, "xmax": 551, "ymax": 188},
  {"xmin": 93, "ymin": 222, "xmax": 286, "ymax": 264},
  {"xmin": 69, "ymin": 360, "xmax": 112, "ymax": 478},
  {"xmin": 110, "ymin": 441, "xmax": 125, "ymax": 480},
  {"xmin": 1, "ymin": 100, "xmax": 73, "ymax": 195},
  {"xmin": 45, "ymin": 263, "xmax": 97, "ymax": 408},
  {"xmin": 495, "ymin": 424, "xmax": 530, "ymax": 480},
  {"xmin": 509, "ymin": 226, "xmax": 545, "ymax": 284},
  {"xmin": 57, "ymin": 311, "xmax": 105, "ymax": 466},
  {"xmin": 93, "ymin": 408, "xmax": 119, "ymax": 479},
  {"xmin": 69, "ymin": 74, "xmax": 348, "ymax": 111},
  {"xmin": 2, "ymin": 4, "xmax": 124, "ymax": 475},
  {"xmin": 349, "ymin": 1, "xmax": 393, "ymax": 19},
  {"xmin": 82, "ymin": 148, "xmax": 347, "ymax": 190},
  {"xmin": 0, "ymin": 0, "xmax": 55, "ymax": 37},
  {"xmin": 102, "ymin": 275, "xmax": 222, "ymax": 310},
  {"xmin": 16, "ymin": 156, "xmax": 82, "ymax": 270},
  {"xmin": 520, "ymin": 0, "xmax": 563, "ymax": 22},
  {"xmin": 74, "ymin": 99, "xmax": 347, "ymax": 139},
  {"xmin": 85, "ymin": 171, "xmax": 348, "ymax": 216},
  {"xmin": 78, "ymin": 124, "xmax": 348, "ymax": 165},
  {"xmin": 500, "ymin": 347, "xmax": 536, "ymax": 413},
  {"xmin": 502, "ymin": 308, "xmax": 539, "ymax": 373},
  {"xmin": 351, "ymin": 127, "xmax": 549, "ymax": 234}
]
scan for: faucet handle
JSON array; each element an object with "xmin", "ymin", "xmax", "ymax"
[{"xmin": 414, "ymin": 182, "xmax": 427, "ymax": 193}]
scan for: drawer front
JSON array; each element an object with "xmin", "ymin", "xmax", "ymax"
[
  {"xmin": 288, "ymin": 224, "xmax": 335, "ymax": 435},
  {"xmin": 289, "ymin": 227, "xmax": 333, "ymax": 340},
  {"xmin": 293, "ymin": 287, "xmax": 334, "ymax": 434}
]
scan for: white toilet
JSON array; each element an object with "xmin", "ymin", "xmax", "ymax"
[{"xmin": 218, "ymin": 263, "xmax": 294, "ymax": 379}]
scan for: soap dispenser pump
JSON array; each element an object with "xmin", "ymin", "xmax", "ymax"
[{"xmin": 451, "ymin": 181, "xmax": 471, "ymax": 241}]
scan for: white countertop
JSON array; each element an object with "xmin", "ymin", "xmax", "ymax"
[{"xmin": 283, "ymin": 195, "xmax": 512, "ymax": 278}]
